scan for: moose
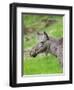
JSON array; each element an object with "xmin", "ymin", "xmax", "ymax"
[{"xmin": 30, "ymin": 32, "xmax": 63, "ymax": 67}]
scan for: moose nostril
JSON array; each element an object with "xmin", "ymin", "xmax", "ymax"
[
  {"xmin": 30, "ymin": 50, "xmax": 37, "ymax": 57},
  {"xmin": 31, "ymin": 54, "xmax": 37, "ymax": 57}
]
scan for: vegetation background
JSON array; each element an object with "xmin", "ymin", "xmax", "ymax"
[{"xmin": 22, "ymin": 14, "xmax": 63, "ymax": 75}]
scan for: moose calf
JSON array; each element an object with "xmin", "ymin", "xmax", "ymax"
[{"xmin": 30, "ymin": 32, "xmax": 63, "ymax": 67}]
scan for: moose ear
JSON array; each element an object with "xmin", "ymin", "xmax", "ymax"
[{"xmin": 44, "ymin": 32, "xmax": 49, "ymax": 40}]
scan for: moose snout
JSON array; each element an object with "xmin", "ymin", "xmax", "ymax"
[{"xmin": 30, "ymin": 49, "xmax": 37, "ymax": 57}]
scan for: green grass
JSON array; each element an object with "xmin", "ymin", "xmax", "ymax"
[
  {"xmin": 24, "ymin": 35, "xmax": 37, "ymax": 49},
  {"xmin": 23, "ymin": 54, "xmax": 63, "ymax": 75},
  {"xmin": 22, "ymin": 14, "xmax": 63, "ymax": 75}
]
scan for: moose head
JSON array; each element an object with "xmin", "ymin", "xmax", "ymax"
[
  {"xmin": 30, "ymin": 32, "xmax": 50, "ymax": 57},
  {"xmin": 30, "ymin": 41, "xmax": 50, "ymax": 57}
]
